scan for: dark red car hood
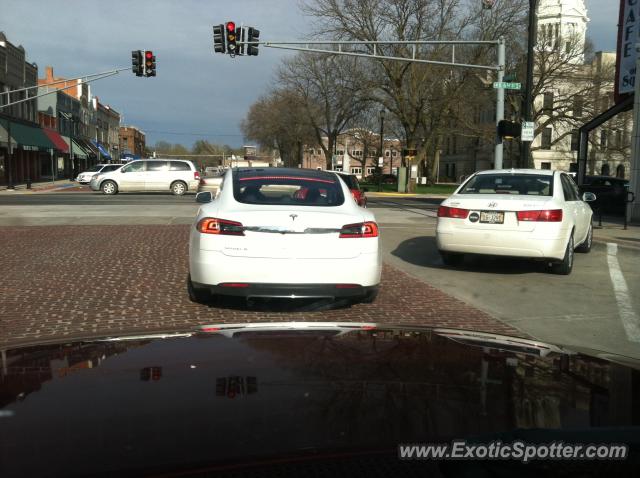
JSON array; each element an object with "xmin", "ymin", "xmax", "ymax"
[{"xmin": 1, "ymin": 324, "xmax": 639, "ymax": 477}]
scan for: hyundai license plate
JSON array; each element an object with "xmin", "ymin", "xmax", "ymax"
[{"xmin": 480, "ymin": 211, "xmax": 504, "ymax": 224}]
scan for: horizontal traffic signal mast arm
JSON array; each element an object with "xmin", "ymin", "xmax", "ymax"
[
  {"xmin": 0, "ymin": 67, "xmax": 132, "ymax": 97},
  {"xmin": 234, "ymin": 39, "xmax": 502, "ymax": 71},
  {"xmin": 0, "ymin": 70, "xmax": 125, "ymax": 110}
]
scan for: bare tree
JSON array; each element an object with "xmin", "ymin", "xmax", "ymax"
[
  {"xmin": 278, "ymin": 53, "xmax": 371, "ymax": 169},
  {"xmin": 241, "ymin": 90, "xmax": 316, "ymax": 167}
]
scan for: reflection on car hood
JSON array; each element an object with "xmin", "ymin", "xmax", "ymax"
[{"xmin": 1, "ymin": 323, "xmax": 639, "ymax": 477}]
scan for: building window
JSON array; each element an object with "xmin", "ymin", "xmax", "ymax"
[
  {"xmin": 352, "ymin": 150, "xmax": 362, "ymax": 157},
  {"xmin": 601, "ymin": 163, "xmax": 610, "ymax": 176},
  {"xmin": 541, "ymin": 127, "xmax": 552, "ymax": 149},
  {"xmin": 391, "ymin": 150, "xmax": 397, "ymax": 157},
  {"xmin": 336, "ymin": 150, "xmax": 344, "ymax": 155},
  {"xmin": 350, "ymin": 167, "xmax": 362, "ymax": 175},
  {"xmin": 570, "ymin": 130, "xmax": 579, "ymax": 151},
  {"xmin": 540, "ymin": 162, "xmax": 552, "ymax": 170},
  {"xmin": 334, "ymin": 167, "xmax": 343, "ymax": 172},
  {"xmin": 573, "ymin": 97, "xmax": 583, "ymax": 118},
  {"xmin": 600, "ymin": 130, "xmax": 607, "ymax": 149},
  {"xmin": 543, "ymin": 92, "xmax": 554, "ymax": 112},
  {"xmin": 616, "ymin": 164, "xmax": 625, "ymax": 178},
  {"xmin": 366, "ymin": 167, "xmax": 376, "ymax": 175}
]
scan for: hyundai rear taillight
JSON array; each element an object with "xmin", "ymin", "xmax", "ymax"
[
  {"xmin": 339, "ymin": 222, "xmax": 379, "ymax": 238},
  {"xmin": 437, "ymin": 206, "xmax": 470, "ymax": 219},
  {"xmin": 197, "ymin": 217, "xmax": 244, "ymax": 235},
  {"xmin": 516, "ymin": 209, "xmax": 563, "ymax": 222}
]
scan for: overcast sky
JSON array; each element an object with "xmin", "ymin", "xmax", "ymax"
[{"xmin": 0, "ymin": 0, "xmax": 620, "ymax": 148}]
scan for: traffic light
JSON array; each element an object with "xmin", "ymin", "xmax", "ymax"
[
  {"xmin": 225, "ymin": 21, "xmax": 237, "ymax": 55},
  {"xmin": 144, "ymin": 50, "xmax": 156, "ymax": 77},
  {"xmin": 497, "ymin": 120, "xmax": 521, "ymax": 139},
  {"xmin": 246, "ymin": 27, "xmax": 260, "ymax": 56},
  {"xmin": 213, "ymin": 24, "xmax": 226, "ymax": 53},
  {"xmin": 131, "ymin": 50, "xmax": 143, "ymax": 77}
]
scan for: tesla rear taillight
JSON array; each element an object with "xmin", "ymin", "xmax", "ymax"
[
  {"xmin": 516, "ymin": 209, "xmax": 563, "ymax": 222},
  {"xmin": 336, "ymin": 284, "xmax": 360, "ymax": 288},
  {"xmin": 197, "ymin": 217, "xmax": 245, "ymax": 235},
  {"xmin": 339, "ymin": 221, "xmax": 379, "ymax": 238},
  {"xmin": 219, "ymin": 283, "xmax": 249, "ymax": 288},
  {"xmin": 437, "ymin": 206, "xmax": 470, "ymax": 219}
]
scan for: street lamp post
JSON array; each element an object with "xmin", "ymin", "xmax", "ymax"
[
  {"xmin": 378, "ymin": 109, "xmax": 385, "ymax": 192},
  {"xmin": 521, "ymin": 0, "xmax": 538, "ymax": 168}
]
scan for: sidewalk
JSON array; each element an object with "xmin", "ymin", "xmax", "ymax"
[
  {"xmin": 0, "ymin": 179, "xmax": 77, "ymax": 193},
  {"xmin": 592, "ymin": 217, "xmax": 640, "ymax": 250}
]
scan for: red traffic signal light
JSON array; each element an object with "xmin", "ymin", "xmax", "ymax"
[
  {"xmin": 227, "ymin": 22, "xmax": 236, "ymax": 32},
  {"xmin": 145, "ymin": 51, "xmax": 153, "ymax": 59}
]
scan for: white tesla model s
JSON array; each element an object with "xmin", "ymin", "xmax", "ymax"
[
  {"xmin": 188, "ymin": 168, "xmax": 381, "ymax": 303},
  {"xmin": 436, "ymin": 169, "xmax": 596, "ymax": 275}
]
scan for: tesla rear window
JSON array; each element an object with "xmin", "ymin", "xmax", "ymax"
[
  {"xmin": 459, "ymin": 174, "xmax": 553, "ymax": 196},
  {"xmin": 233, "ymin": 171, "xmax": 345, "ymax": 206}
]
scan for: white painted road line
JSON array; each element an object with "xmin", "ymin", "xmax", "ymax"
[{"xmin": 606, "ymin": 242, "xmax": 640, "ymax": 343}]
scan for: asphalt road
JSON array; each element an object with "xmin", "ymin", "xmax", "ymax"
[{"xmin": 1, "ymin": 190, "xmax": 639, "ymax": 359}]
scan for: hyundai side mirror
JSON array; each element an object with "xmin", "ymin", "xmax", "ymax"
[
  {"xmin": 582, "ymin": 192, "xmax": 596, "ymax": 202},
  {"xmin": 196, "ymin": 191, "xmax": 213, "ymax": 204}
]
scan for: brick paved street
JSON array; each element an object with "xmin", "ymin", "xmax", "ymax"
[{"xmin": 0, "ymin": 225, "xmax": 521, "ymax": 348}]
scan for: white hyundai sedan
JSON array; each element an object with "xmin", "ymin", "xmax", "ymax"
[
  {"xmin": 436, "ymin": 169, "xmax": 595, "ymax": 275},
  {"xmin": 188, "ymin": 168, "xmax": 381, "ymax": 303}
]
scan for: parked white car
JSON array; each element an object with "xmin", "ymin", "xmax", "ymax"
[
  {"xmin": 76, "ymin": 164, "xmax": 122, "ymax": 184},
  {"xmin": 89, "ymin": 159, "xmax": 200, "ymax": 195},
  {"xmin": 436, "ymin": 169, "xmax": 595, "ymax": 275},
  {"xmin": 188, "ymin": 168, "xmax": 382, "ymax": 303}
]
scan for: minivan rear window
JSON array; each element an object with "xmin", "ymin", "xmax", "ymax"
[
  {"xmin": 233, "ymin": 170, "xmax": 345, "ymax": 206},
  {"xmin": 459, "ymin": 174, "xmax": 553, "ymax": 196},
  {"xmin": 170, "ymin": 161, "xmax": 191, "ymax": 171}
]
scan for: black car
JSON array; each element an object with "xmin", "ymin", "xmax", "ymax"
[{"xmin": 579, "ymin": 176, "xmax": 629, "ymax": 215}]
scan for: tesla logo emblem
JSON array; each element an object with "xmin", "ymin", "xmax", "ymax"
[
  {"xmin": 487, "ymin": 202, "xmax": 498, "ymax": 208},
  {"xmin": 290, "ymin": 214, "xmax": 298, "ymax": 221}
]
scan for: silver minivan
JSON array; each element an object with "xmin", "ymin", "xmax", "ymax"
[{"xmin": 90, "ymin": 159, "xmax": 201, "ymax": 195}]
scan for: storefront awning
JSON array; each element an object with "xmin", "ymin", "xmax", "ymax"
[
  {"xmin": 91, "ymin": 140, "xmax": 112, "ymax": 160},
  {"xmin": 0, "ymin": 118, "xmax": 55, "ymax": 151},
  {"xmin": 43, "ymin": 128, "xmax": 69, "ymax": 153},
  {"xmin": 62, "ymin": 136, "xmax": 88, "ymax": 159}
]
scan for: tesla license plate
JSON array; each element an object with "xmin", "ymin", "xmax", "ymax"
[{"xmin": 480, "ymin": 211, "xmax": 504, "ymax": 224}]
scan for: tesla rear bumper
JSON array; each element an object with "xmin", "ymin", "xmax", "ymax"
[{"xmin": 192, "ymin": 281, "xmax": 379, "ymax": 299}]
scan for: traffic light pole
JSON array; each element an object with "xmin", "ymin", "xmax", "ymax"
[{"xmin": 495, "ymin": 37, "xmax": 506, "ymax": 170}]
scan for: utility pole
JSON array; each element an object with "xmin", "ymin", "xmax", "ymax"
[
  {"xmin": 521, "ymin": 0, "xmax": 538, "ymax": 169},
  {"xmin": 494, "ymin": 37, "xmax": 506, "ymax": 170}
]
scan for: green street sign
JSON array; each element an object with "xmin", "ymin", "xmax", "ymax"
[{"xmin": 493, "ymin": 82, "xmax": 521, "ymax": 90}]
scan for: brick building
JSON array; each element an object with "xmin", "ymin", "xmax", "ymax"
[
  {"xmin": 119, "ymin": 125, "xmax": 146, "ymax": 159},
  {"xmin": 0, "ymin": 32, "xmax": 58, "ymax": 186},
  {"xmin": 301, "ymin": 129, "xmax": 403, "ymax": 179}
]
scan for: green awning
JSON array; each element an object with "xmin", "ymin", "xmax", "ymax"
[
  {"xmin": 62, "ymin": 136, "xmax": 88, "ymax": 159},
  {"xmin": 0, "ymin": 118, "xmax": 55, "ymax": 151}
]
